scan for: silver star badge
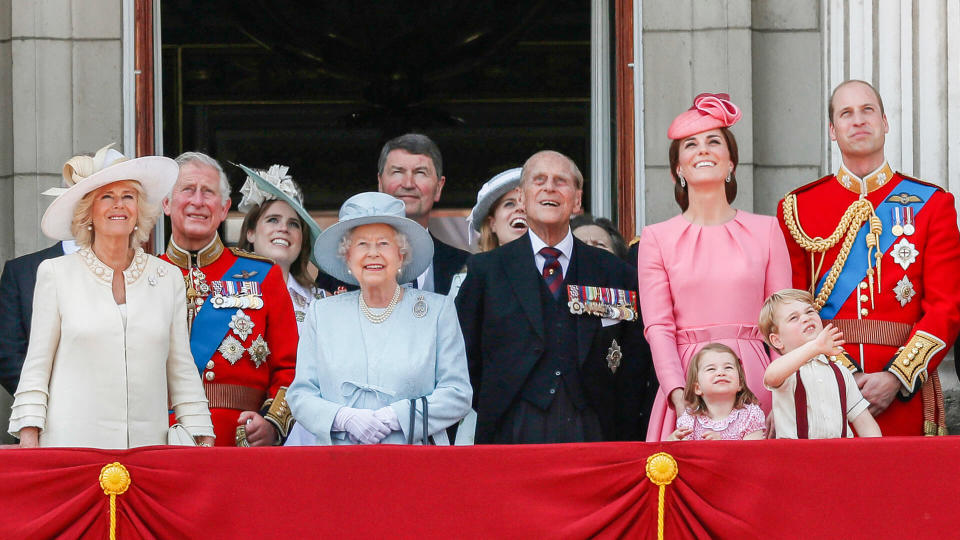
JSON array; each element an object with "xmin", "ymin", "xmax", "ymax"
[
  {"xmin": 218, "ymin": 335, "xmax": 245, "ymax": 364},
  {"xmin": 247, "ymin": 334, "xmax": 270, "ymax": 368},
  {"xmin": 893, "ymin": 276, "xmax": 916, "ymax": 307},
  {"xmin": 891, "ymin": 238, "xmax": 919, "ymax": 270},
  {"xmin": 606, "ymin": 339, "xmax": 622, "ymax": 374},
  {"xmin": 229, "ymin": 309, "xmax": 255, "ymax": 340}
]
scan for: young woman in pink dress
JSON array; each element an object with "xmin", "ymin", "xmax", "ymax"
[{"xmin": 637, "ymin": 93, "xmax": 792, "ymax": 441}]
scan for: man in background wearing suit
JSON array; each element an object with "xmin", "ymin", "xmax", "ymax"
[
  {"xmin": 0, "ymin": 241, "xmax": 78, "ymax": 394},
  {"xmin": 456, "ymin": 150, "xmax": 655, "ymax": 444},
  {"xmin": 317, "ymin": 133, "xmax": 470, "ymax": 295}
]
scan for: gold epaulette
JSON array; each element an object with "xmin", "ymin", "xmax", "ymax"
[
  {"xmin": 627, "ymin": 235, "xmax": 641, "ymax": 247},
  {"xmin": 229, "ymin": 247, "xmax": 276, "ymax": 265},
  {"xmin": 263, "ymin": 387, "xmax": 294, "ymax": 443},
  {"xmin": 886, "ymin": 331, "xmax": 946, "ymax": 395}
]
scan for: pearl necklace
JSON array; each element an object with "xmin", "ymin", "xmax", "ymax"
[{"xmin": 358, "ymin": 286, "xmax": 402, "ymax": 324}]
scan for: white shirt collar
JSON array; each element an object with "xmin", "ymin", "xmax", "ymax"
[
  {"xmin": 61, "ymin": 240, "xmax": 80, "ymax": 255},
  {"xmin": 286, "ymin": 273, "xmax": 312, "ymax": 299},
  {"xmin": 810, "ymin": 353, "xmax": 830, "ymax": 365},
  {"xmin": 529, "ymin": 228, "xmax": 574, "ymax": 276}
]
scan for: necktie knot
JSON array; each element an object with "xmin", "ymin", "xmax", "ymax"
[
  {"xmin": 539, "ymin": 247, "xmax": 564, "ymax": 299},
  {"xmin": 539, "ymin": 246, "xmax": 562, "ymax": 261}
]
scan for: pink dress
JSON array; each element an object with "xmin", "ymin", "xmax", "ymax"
[
  {"xmin": 638, "ymin": 211, "xmax": 791, "ymax": 441},
  {"xmin": 676, "ymin": 404, "xmax": 766, "ymax": 440}
]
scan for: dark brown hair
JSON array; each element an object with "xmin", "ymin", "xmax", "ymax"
[
  {"xmin": 237, "ymin": 199, "xmax": 313, "ymax": 289},
  {"xmin": 668, "ymin": 126, "xmax": 738, "ymax": 211},
  {"xmin": 682, "ymin": 343, "xmax": 758, "ymax": 415}
]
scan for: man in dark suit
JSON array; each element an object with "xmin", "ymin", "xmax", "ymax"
[
  {"xmin": 0, "ymin": 241, "xmax": 75, "ymax": 394},
  {"xmin": 456, "ymin": 150, "xmax": 655, "ymax": 444},
  {"xmin": 317, "ymin": 133, "xmax": 470, "ymax": 295}
]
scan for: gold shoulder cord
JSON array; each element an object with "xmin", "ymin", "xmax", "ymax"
[{"xmin": 782, "ymin": 194, "xmax": 878, "ymax": 309}]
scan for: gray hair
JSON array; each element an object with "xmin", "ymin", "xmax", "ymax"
[
  {"xmin": 377, "ymin": 133, "xmax": 443, "ymax": 179},
  {"xmin": 337, "ymin": 226, "xmax": 412, "ymax": 273},
  {"xmin": 172, "ymin": 151, "xmax": 232, "ymax": 205},
  {"xmin": 520, "ymin": 150, "xmax": 584, "ymax": 190}
]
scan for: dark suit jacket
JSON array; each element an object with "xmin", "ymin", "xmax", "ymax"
[
  {"xmin": 315, "ymin": 233, "xmax": 470, "ymax": 296},
  {"xmin": 0, "ymin": 243, "xmax": 65, "ymax": 394},
  {"xmin": 455, "ymin": 233, "xmax": 656, "ymax": 443}
]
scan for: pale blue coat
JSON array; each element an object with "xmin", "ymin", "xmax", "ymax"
[{"xmin": 287, "ymin": 289, "xmax": 472, "ymax": 445}]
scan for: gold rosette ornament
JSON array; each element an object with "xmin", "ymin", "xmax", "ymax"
[
  {"xmin": 99, "ymin": 462, "xmax": 131, "ymax": 540},
  {"xmin": 646, "ymin": 452, "xmax": 678, "ymax": 540}
]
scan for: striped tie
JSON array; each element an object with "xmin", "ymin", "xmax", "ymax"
[{"xmin": 539, "ymin": 247, "xmax": 563, "ymax": 299}]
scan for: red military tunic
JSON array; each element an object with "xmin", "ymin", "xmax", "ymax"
[
  {"xmin": 162, "ymin": 235, "xmax": 298, "ymax": 445},
  {"xmin": 777, "ymin": 162, "xmax": 960, "ymax": 435}
]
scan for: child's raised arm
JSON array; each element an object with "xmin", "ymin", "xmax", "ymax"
[{"xmin": 763, "ymin": 324, "xmax": 845, "ymax": 389}]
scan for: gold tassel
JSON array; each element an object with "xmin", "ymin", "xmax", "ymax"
[
  {"xmin": 646, "ymin": 452, "xmax": 679, "ymax": 539},
  {"xmin": 99, "ymin": 462, "xmax": 131, "ymax": 540}
]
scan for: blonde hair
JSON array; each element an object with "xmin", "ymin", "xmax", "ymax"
[
  {"xmin": 682, "ymin": 343, "xmax": 758, "ymax": 414},
  {"xmin": 71, "ymin": 180, "xmax": 160, "ymax": 248},
  {"xmin": 759, "ymin": 288, "xmax": 816, "ymax": 347}
]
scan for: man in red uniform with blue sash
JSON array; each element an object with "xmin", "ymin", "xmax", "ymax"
[
  {"xmin": 162, "ymin": 152, "xmax": 298, "ymax": 446},
  {"xmin": 777, "ymin": 80, "xmax": 960, "ymax": 435}
]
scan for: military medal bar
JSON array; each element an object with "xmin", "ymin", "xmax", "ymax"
[{"xmin": 566, "ymin": 284, "xmax": 638, "ymax": 321}]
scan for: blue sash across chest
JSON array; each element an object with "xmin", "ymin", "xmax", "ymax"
[
  {"xmin": 817, "ymin": 177, "xmax": 937, "ymax": 319},
  {"xmin": 189, "ymin": 257, "xmax": 272, "ymax": 372}
]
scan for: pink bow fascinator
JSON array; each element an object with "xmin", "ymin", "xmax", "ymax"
[{"xmin": 667, "ymin": 93, "xmax": 742, "ymax": 140}]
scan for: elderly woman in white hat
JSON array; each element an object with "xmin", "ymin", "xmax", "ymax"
[
  {"xmin": 236, "ymin": 164, "xmax": 327, "ymax": 328},
  {"xmin": 9, "ymin": 144, "xmax": 214, "ymax": 449},
  {"xmin": 467, "ymin": 167, "xmax": 527, "ymax": 253},
  {"xmin": 285, "ymin": 192, "xmax": 472, "ymax": 445}
]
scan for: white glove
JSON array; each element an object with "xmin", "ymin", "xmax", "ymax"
[
  {"xmin": 373, "ymin": 406, "xmax": 401, "ymax": 432},
  {"xmin": 333, "ymin": 407, "xmax": 391, "ymax": 445}
]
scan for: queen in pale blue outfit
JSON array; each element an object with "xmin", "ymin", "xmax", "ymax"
[{"xmin": 286, "ymin": 192, "xmax": 472, "ymax": 445}]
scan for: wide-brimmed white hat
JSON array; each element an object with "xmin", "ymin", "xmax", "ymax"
[
  {"xmin": 41, "ymin": 144, "xmax": 178, "ymax": 240},
  {"xmin": 466, "ymin": 167, "xmax": 523, "ymax": 233},
  {"xmin": 313, "ymin": 192, "xmax": 433, "ymax": 286},
  {"xmin": 236, "ymin": 163, "xmax": 323, "ymax": 268}
]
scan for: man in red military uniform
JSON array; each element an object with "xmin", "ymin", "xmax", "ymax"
[
  {"xmin": 162, "ymin": 152, "xmax": 298, "ymax": 446},
  {"xmin": 777, "ymin": 80, "xmax": 960, "ymax": 436}
]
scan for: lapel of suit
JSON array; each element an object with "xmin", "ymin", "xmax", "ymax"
[
  {"xmin": 503, "ymin": 233, "xmax": 545, "ymax": 340},
  {"xmin": 571, "ymin": 240, "xmax": 601, "ymax": 365}
]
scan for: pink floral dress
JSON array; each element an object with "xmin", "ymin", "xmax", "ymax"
[{"xmin": 676, "ymin": 404, "xmax": 765, "ymax": 440}]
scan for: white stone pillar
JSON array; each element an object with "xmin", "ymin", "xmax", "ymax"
[{"xmin": 0, "ymin": 1, "xmax": 123, "ymax": 261}]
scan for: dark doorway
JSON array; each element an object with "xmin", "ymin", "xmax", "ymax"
[{"xmin": 160, "ymin": 1, "xmax": 592, "ymax": 217}]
